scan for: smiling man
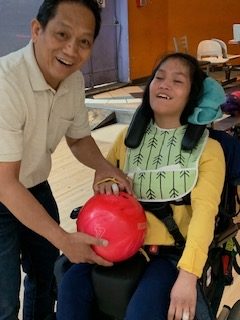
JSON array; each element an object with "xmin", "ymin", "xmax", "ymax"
[{"xmin": 0, "ymin": 1, "xmax": 131, "ymax": 320}]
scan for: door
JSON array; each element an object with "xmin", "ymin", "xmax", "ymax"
[{"xmin": 82, "ymin": 0, "xmax": 119, "ymax": 88}]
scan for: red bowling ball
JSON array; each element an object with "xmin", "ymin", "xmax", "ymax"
[{"xmin": 77, "ymin": 192, "xmax": 147, "ymax": 262}]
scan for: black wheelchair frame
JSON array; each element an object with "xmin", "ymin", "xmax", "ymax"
[
  {"xmin": 54, "ymin": 206, "xmax": 240, "ymax": 320},
  {"xmin": 54, "ymin": 123, "xmax": 240, "ymax": 319}
]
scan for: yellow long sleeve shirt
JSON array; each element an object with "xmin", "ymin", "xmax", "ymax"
[{"xmin": 107, "ymin": 127, "xmax": 225, "ymax": 277}]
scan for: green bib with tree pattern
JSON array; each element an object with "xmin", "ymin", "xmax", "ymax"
[{"xmin": 124, "ymin": 122, "xmax": 209, "ymax": 202}]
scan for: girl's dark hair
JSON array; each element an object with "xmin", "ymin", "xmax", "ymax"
[
  {"xmin": 141, "ymin": 52, "xmax": 207, "ymax": 125},
  {"xmin": 36, "ymin": 0, "xmax": 101, "ymax": 39}
]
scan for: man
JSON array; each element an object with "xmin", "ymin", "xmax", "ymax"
[{"xmin": 0, "ymin": 1, "xmax": 131, "ymax": 319}]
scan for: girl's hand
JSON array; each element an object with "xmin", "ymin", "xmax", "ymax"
[{"xmin": 168, "ymin": 269, "xmax": 197, "ymax": 320}]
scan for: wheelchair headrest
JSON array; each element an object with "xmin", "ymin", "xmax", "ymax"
[
  {"xmin": 124, "ymin": 106, "xmax": 206, "ymax": 151},
  {"xmin": 125, "ymin": 77, "xmax": 225, "ymax": 151},
  {"xmin": 181, "ymin": 123, "xmax": 206, "ymax": 150},
  {"xmin": 124, "ymin": 105, "xmax": 150, "ymax": 149}
]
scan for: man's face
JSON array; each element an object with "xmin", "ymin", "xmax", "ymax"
[{"xmin": 31, "ymin": 2, "xmax": 96, "ymax": 89}]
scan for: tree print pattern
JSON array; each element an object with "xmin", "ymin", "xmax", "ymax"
[{"xmin": 125, "ymin": 123, "xmax": 208, "ymax": 201}]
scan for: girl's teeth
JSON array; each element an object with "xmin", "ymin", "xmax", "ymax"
[{"xmin": 158, "ymin": 94, "xmax": 170, "ymax": 99}]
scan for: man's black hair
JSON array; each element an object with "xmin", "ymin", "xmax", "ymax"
[{"xmin": 36, "ymin": 0, "xmax": 101, "ymax": 39}]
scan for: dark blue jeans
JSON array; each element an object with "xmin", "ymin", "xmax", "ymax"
[
  {"xmin": 0, "ymin": 181, "xmax": 60, "ymax": 320},
  {"xmin": 56, "ymin": 252, "xmax": 213, "ymax": 320}
]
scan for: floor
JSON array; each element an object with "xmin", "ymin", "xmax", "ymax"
[{"xmin": 19, "ymin": 72, "xmax": 240, "ymax": 319}]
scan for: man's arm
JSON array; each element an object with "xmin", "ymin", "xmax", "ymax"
[
  {"xmin": 0, "ymin": 161, "xmax": 113, "ymax": 266},
  {"xmin": 66, "ymin": 135, "xmax": 132, "ymax": 194}
]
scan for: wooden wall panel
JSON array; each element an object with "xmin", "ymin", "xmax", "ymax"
[
  {"xmin": 128, "ymin": 0, "xmax": 168, "ymax": 80},
  {"xmin": 168, "ymin": 0, "xmax": 240, "ymax": 56},
  {"xmin": 128, "ymin": 0, "xmax": 240, "ymax": 80}
]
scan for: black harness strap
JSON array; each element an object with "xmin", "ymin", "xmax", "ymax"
[{"xmin": 140, "ymin": 202, "xmax": 186, "ymax": 248}]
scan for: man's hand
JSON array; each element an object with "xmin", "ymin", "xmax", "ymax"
[
  {"xmin": 60, "ymin": 231, "xmax": 114, "ymax": 267},
  {"xmin": 168, "ymin": 269, "xmax": 197, "ymax": 320},
  {"xmin": 66, "ymin": 135, "xmax": 133, "ymax": 195}
]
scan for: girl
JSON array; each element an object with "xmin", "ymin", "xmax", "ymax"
[{"xmin": 57, "ymin": 53, "xmax": 226, "ymax": 320}]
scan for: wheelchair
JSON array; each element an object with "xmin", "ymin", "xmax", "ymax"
[
  {"xmin": 54, "ymin": 205, "xmax": 240, "ymax": 320},
  {"xmin": 54, "ymin": 118, "xmax": 240, "ymax": 319}
]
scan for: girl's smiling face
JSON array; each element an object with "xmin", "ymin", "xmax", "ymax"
[{"xmin": 149, "ymin": 58, "xmax": 192, "ymax": 128}]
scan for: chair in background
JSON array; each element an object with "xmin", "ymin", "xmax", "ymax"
[
  {"xmin": 212, "ymin": 38, "xmax": 240, "ymax": 80},
  {"xmin": 173, "ymin": 35, "xmax": 210, "ymax": 75},
  {"xmin": 173, "ymin": 35, "xmax": 189, "ymax": 53},
  {"xmin": 211, "ymin": 38, "xmax": 228, "ymax": 58},
  {"xmin": 197, "ymin": 39, "xmax": 240, "ymax": 86}
]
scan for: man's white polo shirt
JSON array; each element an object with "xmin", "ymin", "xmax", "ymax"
[{"xmin": 0, "ymin": 41, "xmax": 91, "ymax": 188}]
